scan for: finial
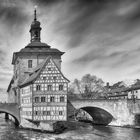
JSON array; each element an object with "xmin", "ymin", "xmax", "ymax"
[{"xmin": 34, "ymin": 5, "xmax": 38, "ymax": 21}]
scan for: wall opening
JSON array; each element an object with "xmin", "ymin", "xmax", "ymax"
[
  {"xmin": 0, "ymin": 112, "xmax": 19, "ymax": 126},
  {"xmin": 75, "ymin": 106, "xmax": 113, "ymax": 125}
]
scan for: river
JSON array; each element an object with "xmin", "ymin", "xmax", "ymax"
[{"xmin": 0, "ymin": 117, "xmax": 140, "ymax": 140}]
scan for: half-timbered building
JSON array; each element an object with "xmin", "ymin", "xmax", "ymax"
[
  {"xmin": 20, "ymin": 56, "xmax": 69, "ymax": 122},
  {"xmin": 7, "ymin": 8, "xmax": 70, "ymax": 124}
]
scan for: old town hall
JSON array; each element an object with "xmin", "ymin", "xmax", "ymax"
[{"xmin": 7, "ymin": 8, "xmax": 69, "ymax": 123}]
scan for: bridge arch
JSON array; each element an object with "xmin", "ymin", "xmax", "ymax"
[
  {"xmin": 0, "ymin": 103, "xmax": 20, "ymax": 126},
  {"xmin": 0, "ymin": 111, "xmax": 19, "ymax": 125},
  {"xmin": 76, "ymin": 106, "xmax": 114, "ymax": 125}
]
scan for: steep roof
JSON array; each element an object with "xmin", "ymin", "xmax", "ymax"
[
  {"xmin": 12, "ymin": 43, "xmax": 65, "ymax": 65},
  {"xmin": 19, "ymin": 56, "xmax": 70, "ymax": 88},
  {"xmin": 106, "ymin": 84, "xmax": 140, "ymax": 96},
  {"xmin": 7, "ymin": 76, "xmax": 14, "ymax": 92},
  {"xmin": 108, "ymin": 93, "xmax": 128, "ymax": 98},
  {"xmin": 125, "ymin": 84, "xmax": 140, "ymax": 92}
]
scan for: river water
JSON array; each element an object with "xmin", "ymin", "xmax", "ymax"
[{"xmin": 0, "ymin": 117, "xmax": 140, "ymax": 140}]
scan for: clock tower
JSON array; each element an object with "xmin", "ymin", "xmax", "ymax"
[
  {"xmin": 30, "ymin": 7, "xmax": 41, "ymax": 42},
  {"xmin": 7, "ymin": 8, "xmax": 65, "ymax": 104}
]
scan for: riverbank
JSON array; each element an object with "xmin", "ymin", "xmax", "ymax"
[
  {"xmin": 5, "ymin": 114, "xmax": 140, "ymax": 134},
  {"xmin": 1, "ymin": 118, "xmax": 140, "ymax": 140},
  {"xmin": 19, "ymin": 120, "xmax": 140, "ymax": 135}
]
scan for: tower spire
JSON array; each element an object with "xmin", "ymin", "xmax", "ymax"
[
  {"xmin": 34, "ymin": 5, "xmax": 37, "ymax": 21},
  {"xmin": 30, "ymin": 6, "xmax": 42, "ymax": 42}
]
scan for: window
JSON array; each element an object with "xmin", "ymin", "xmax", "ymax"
[
  {"xmin": 53, "ymin": 76, "xmax": 56, "ymax": 80},
  {"xmin": 47, "ymin": 85, "xmax": 52, "ymax": 91},
  {"xmin": 59, "ymin": 111, "xmax": 63, "ymax": 116},
  {"xmin": 41, "ymin": 97, "xmax": 45, "ymax": 102},
  {"xmin": 43, "ymin": 111, "xmax": 46, "ymax": 115},
  {"xmin": 60, "ymin": 96, "xmax": 64, "ymax": 102},
  {"xmin": 35, "ymin": 31, "xmax": 38, "ymax": 37},
  {"xmin": 50, "ymin": 96, "xmax": 55, "ymax": 102},
  {"xmin": 47, "ymin": 111, "xmax": 50, "ymax": 115},
  {"xmin": 36, "ymin": 85, "xmax": 41, "ymax": 91},
  {"xmin": 15, "ymin": 70, "xmax": 17, "ymax": 79},
  {"xmin": 35, "ymin": 111, "xmax": 38, "ymax": 115},
  {"xmin": 48, "ymin": 76, "xmax": 51, "ymax": 80},
  {"xmin": 35, "ymin": 97, "xmax": 39, "ymax": 102},
  {"xmin": 43, "ymin": 77, "xmax": 46, "ymax": 80},
  {"xmin": 48, "ymin": 68, "xmax": 51, "ymax": 71},
  {"xmin": 59, "ymin": 85, "xmax": 63, "ymax": 91},
  {"xmin": 28, "ymin": 60, "xmax": 32, "ymax": 68}
]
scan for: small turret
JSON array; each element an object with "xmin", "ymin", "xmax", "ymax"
[{"xmin": 29, "ymin": 6, "xmax": 42, "ymax": 42}]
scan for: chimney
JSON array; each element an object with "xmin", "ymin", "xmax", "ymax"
[{"xmin": 106, "ymin": 82, "xmax": 110, "ymax": 88}]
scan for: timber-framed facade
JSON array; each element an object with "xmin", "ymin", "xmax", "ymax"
[{"xmin": 20, "ymin": 57, "xmax": 69, "ymax": 122}]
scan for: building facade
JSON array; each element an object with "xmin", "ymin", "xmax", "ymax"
[
  {"xmin": 107, "ymin": 84, "xmax": 140, "ymax": 100},
  {"xmin": 7, "ymin": 9, "xmax": 69, "ymax": 123},
  {"xmin": 20, "ymin": 57, "xmax": 69, "ymax": 122}
]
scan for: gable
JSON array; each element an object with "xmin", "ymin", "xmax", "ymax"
[
  {"xmin": 19, "ymin": 56, "xmax": 70, "ymax": 88},
  {"xmin": 34, "ymin": 58, "xmax": 69, "ymax": 84}
]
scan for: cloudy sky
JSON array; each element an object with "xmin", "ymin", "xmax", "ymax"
[{"xmin": 1, "ymin": 0, "xmax": 140, "ymax": 89}]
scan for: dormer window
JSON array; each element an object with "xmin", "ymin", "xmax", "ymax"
[{"xmin": 28, "ymin": 60, "xmax": 32, "ymax": 68}]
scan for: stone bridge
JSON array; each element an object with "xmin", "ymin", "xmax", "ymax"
[
  {"xmin": 68, "ymin": 99, "xmax": 140, "ymax": 126},
  {"xmin": 0, "ymin": 103, "xmax": 20, "ymax": 125}
]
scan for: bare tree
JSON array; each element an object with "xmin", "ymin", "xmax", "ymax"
[{"xmin": 69, "ymin": 74, "xmax": 105, "ymax": 99}]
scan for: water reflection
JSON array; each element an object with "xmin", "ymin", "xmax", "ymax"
[{"xmin": 0, "ymin": 117, "xmax": 140, "ymax": 140}]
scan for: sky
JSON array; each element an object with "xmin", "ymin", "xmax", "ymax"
[{"xmin": 1, "ymin": 0, "xmax": 140, "ymax": 89}]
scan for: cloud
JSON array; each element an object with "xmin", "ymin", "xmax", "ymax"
[
  {"xmin": 1, "ymin": 0, "xmax": 140, "ymax": 89},
  {"xmin": 0, "ymin": 0, "xmax": 29, "ymax": 27}
]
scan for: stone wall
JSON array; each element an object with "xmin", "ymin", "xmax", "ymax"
[
  {"xmin": 70, "ymin": 99, "xmax": 140, "ymax": 127},
  {"xmin": 16, "ymin": 54, "xmax": 62, "ymax": 84}
]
